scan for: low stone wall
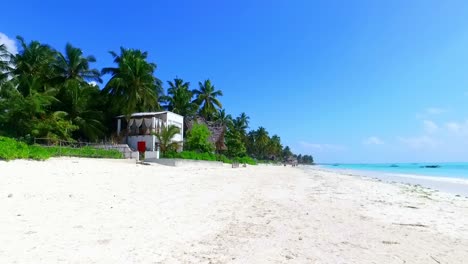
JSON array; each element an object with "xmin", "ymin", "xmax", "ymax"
[
  {"xmin": 145, "ymin": 158, "xmax": 224, "ymax": 167},
  {"xmin": 94, "ymin": 144, "xmax": 139, "ymax": 160}
]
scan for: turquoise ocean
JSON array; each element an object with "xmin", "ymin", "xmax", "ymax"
[{"xmin": 321, "ymin": 162, "xmax": 468, "ymax": 180}]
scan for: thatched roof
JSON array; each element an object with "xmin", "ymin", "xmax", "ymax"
[{"xmin": 186, "ymin": 116, "xmax": 227, "ymax": 151}]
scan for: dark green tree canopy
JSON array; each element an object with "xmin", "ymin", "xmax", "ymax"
[{"xmin": 102, "ymin": 47, "xmax": 163, "ymax": 116}]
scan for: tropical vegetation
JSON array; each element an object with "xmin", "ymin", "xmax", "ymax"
[{"xmin": 0, "ymin": 36, "xmax": 314, "ymax": 164}]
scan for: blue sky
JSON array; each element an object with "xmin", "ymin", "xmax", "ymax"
[{"xmin": 2, "ymin": 0, "xmax": 468, "ymax": 163}]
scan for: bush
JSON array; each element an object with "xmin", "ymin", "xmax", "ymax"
[
  {"xmin": 0, "ymin": 137, "xmax": 30, "ymax": 160},
  {"xmin": 236, "ymin": 156, "xmax": 257, "ymax": 165},
  {"xmin": 216, "ymin": 154, "xmax": 232, "ymax": 164},
  {"xmin": 0, "ymin": 136, "xmax": 123, "ymax": 161},
  {"xmin": 184, "ymin": 123, "xmax": 215, "ymax": 153},
  {"xmin": 161, "ymin": 150, "xmax": 255, "ymax": 165}
]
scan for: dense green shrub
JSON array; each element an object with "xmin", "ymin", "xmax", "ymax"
[
  {"xmin": 216, "ymin": 154, "xmax": 232, "ymax": 164},
  {"xmin": 162, "ymin": 150, "xmax": 255, "ymax": 165},
  {"xmin": 235, "ymin": 156, "xmax": 257, "ymax": 165},
  {"xmin": 0, "ymin": 137, "xmax": 30, "ymax": 160},
  {"xmin": 0, "ymin": 136, "xmax": 122, "ymax": 161},
  {"xmin": 184, "ymin": 123, "xmax": 214, "ymax": 153}
]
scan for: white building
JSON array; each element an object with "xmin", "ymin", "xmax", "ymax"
[{"xmin": 116, "ymin": 111, "xmax": 184, "ymax": 152}]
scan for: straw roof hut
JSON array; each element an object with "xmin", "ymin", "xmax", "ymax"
[{"xmin": 186, "ymin": 116, "xmax": 227, "ymax": 151}]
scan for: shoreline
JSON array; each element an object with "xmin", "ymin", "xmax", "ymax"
[{"xmin": 314, "ymin": 166, "xmax": 468, "ymax": 197}]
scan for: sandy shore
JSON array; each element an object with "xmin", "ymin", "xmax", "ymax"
[{"xmin": 1, "ymin": 158, "xmax": 467, "ymax": 263}]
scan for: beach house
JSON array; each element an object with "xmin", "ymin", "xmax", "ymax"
[{"xmin": 116, "ymin": 111, "xmax": 184, "ymax": 153}]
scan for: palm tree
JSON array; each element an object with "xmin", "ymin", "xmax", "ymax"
[
  {"xmin": 193, "ymin": 79, "xmax": 223, "ymax": 120},
  {"xmin": 153, "ymin": 125, "xmax": 181, "ymax": 154},
  {"xmin": 255, "ymin": 126, "xmax": 270, "ymax": 157},
  {"xmin": 0, "ymin": 44, "xmax": 12, "ymax": 85},
  {"xmin": 163, "ymin": 78, "xmax": 198, "ymax": 117},
  {"xmin": 233, "ymin": 112, "xmax": 250, "ymax": 133},
  {"xmin": 51, "ymin": 43, "xmax": 105, "ymax": 141},
  {"xmin": 267, "ymin": 135, "xmax": 283, "ymax": 160},
  {"xmin": 101, "ymin": 47, "xmax": 163, "ymax": 116},
  {"xmin": 11, "ymin": 36, "xmax": 57, "ymax": 96},
  {"xmin": 53, "ymin": 43, "xmax": 102, "ymax": 85},
  {"xmin": 214, "ymin": 109, "xmax": 233, "ymax": 127}
]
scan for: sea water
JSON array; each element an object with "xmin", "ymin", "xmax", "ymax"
[{"xmin": 321, "ymin": 162, "xmax": 468, "ymax": 180}]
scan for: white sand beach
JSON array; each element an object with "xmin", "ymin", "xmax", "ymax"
[{"xmin": 1, "ymin": 158, "xmax": 468, "ymax": 263}]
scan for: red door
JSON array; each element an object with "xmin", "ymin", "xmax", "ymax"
[{"xmin": 137, "ymin": 141, "xmax": 146, "ymax": 152}]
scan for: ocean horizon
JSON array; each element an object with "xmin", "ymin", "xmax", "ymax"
[{"xmin": 320, "ymin": 162, "xmax": 468, "ymax": 180}]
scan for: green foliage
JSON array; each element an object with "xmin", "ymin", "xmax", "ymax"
[
  {"xmin": 0, "ymin": 35, "xmax": 316, "ymax": 163},
  {"xmin": 225, "ymin": 128, "xmax": 246, "ymax": 158},
  {"xmin": 216, "ymin": 154, "xmax": 232, "ymax": 164},
  {"xmin": 193, "ymin": 79, "xmax": 223, "ymax": 121},
  {"xmin": 153, "ymin": 125, "xmax": 181, "ymax": 154},
  {"xmin": 234, "ymin": 156, "xmax": 257, "ymax": 165},
  {"xmin": 161, "ymin": 151, "xmax": 254, "ymax": 165},
  {"xmin": 163, "ymin": 78, "xmax": 198, "ymax": 117},
  {"xmin": 0, "ymin": 137, "xmax": 30, "ymax": 160},
  {"xmin": 298, "ymin": 154, "xmax": 314, "ymax": 164},
  {"xmin": 163, "ymin": 151, "xmax": 217, "ymax": 161},
  {"xmin": 184, "ymin": 123, "xmax": 214, "ymax": 153},
  {"xmin": 101, "ymin": 47, "xmax": 163, "ymax": 115},
  {"xmin": 0, "ymin": 137, "xmax": 122, "ymax": 161}
]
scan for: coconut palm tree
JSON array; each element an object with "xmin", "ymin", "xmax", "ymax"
[
  {"xmin": 11, "ymin": 36, "xmax": 57, "ymax": 96},
  {"xmin": 233, "ymin": 112, "xmax": 249, "ymax": 133},
  {"xmin": 49, "ymin": 43, "xmax": 105, "ymax": 141},
  {"xmin": 101, "ymin": 47, "xmax": 163, "ymax": 116},
  {"xmin": 53, "ymin": 43, "xmax": 102, "ymax": 85},
  {"xmin": 0, "ymin": 44, "xmax": 12, "ymax": 84},
  {"xmin": 214, "ymin": 109, "xmax": 233, "ymax": 127},
  {"xmin": 163, "ymin": 78, "xmax": 198, "ymax": 117},
  {"xmin": 192, "ymin": 79, "xmax": 223, "ymax": 120},
  {"xmin": 153, "ymin": 125, "xmax": 181, "ymax": 154}
]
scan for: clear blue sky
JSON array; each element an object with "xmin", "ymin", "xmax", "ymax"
[{"xmin": 2, "ymin": 0, "xmax": 468, "ymax": 163}]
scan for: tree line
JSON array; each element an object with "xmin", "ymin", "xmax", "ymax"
[{"xmin": 0, "ymin": 36, "xmax": 314, "ymax": 164}]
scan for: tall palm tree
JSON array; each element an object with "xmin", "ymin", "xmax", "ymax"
[
  {"xmin": 11, "ymin": 36, "xmax": 57, "ymax": 96},
  {"xmin": 163, "ymin": 78, "xmax": 198, "ymax": 117},
  {"xmin": 193, "ymin": 79, "xmax": 223, "ymax": 120},
  {"xmin": 51, "ymin": 43, "xmax": 104, "ymax": 141},
  {"xmin": 0, "ymin": 44, "xmax": 12, "ymax": 84},
  {"xmin": 101, "ymin": 47, "xmax": 163, "ymax": 116},
  {"xmin": 53, "ymin": 43, "xmax": 102, "ymax": 85},
  {"xmin": 153, "ymin": 125, "xmax": 181, "ymax": 154},
  {"xmin": 267, "ymin": 135, "xmax": 283, "ymax": 159},
  {"xmin": 214, "ymin": 109, "xmax": 233, "ymax": 127},
  {"xmin": 233, "ymin": 112, "xmax": 250, "ymax": 133}
]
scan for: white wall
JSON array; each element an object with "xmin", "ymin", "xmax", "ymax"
[
  {"xmin": 166, "ymin": 112, "xmax": 184, "ymax": 143},
  {"xmin": 127, "ymin": 135, "xmax": 156, "ymax": 151}
]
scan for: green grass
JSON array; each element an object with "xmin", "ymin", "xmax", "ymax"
[
  {"xmin": 162, "ymin": 151, "xmax": 257, "ymax": 165},
  {"xmin": 0, "ymin": 136, "xmax": 123, "ymax": 161}
]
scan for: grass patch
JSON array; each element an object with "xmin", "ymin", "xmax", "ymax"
[{"xmin": 0, "ymin": 136, "xmax": 123, "ymax": 161}]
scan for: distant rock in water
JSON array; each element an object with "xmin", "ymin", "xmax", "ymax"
[
  {"xmin": 389, "ymin": 164, "xmax": 399, "ymax": 168},
  {"xmin": 420, "ymin": 165, "xmax": 441, "ymax": 169}
]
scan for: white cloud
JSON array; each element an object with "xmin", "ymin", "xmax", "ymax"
[
  {"xmin": 425, "ymin": 107, "xmax": 446, "ymax": 115},
  {"xmin": 88, "ymin": 81, "xmax": 98, "ymax": 86},
  {"xmin": 445, "ymin": 120, "xmax": 468, "ymax": 135},
  {"xmin": 398, "ymin": 135, "xmax": 439, "ymax": 149},
  {"xmin": 416, "ymin": 107, "xmax": 448, "ymax": 119},
  {"xmin": 423, "ymin": 120, "xmax": 438, "ymax": 134},
  {"xmin": 363, "ymin": 136, "xmax": 384, "ymax": 145},
  {"xmin": 0, "ymin": 33, "xmax": 18, "ymax": 54},
  {"xmin": 299, "ymin": 141, "xmax": 345, "ymax": 151},
  {"xmin": 446, "ymin": 122, "xmax": 461, "ymax": 133}
]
